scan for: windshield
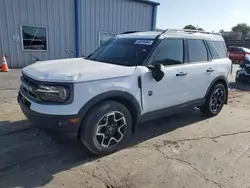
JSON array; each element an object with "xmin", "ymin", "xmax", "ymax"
[{"xmin": 87, "ymin": 38, "xmax": 154, "ymax": 66}]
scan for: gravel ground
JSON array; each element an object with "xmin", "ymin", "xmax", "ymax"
[{"xmin": 0, "ymin": 66, "xmax": 250, "ymax": 188}]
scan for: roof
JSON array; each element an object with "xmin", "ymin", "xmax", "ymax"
[
  {"xmin": 117, "ymin": 31, "xmax": 161, "ymax": 39},
  {"xmin": 116, "ymin": 31, "xmax": 225, "ymax": 41},
  {"xmin": 133, "ymin": 0, "xmax": 160, "ymax": 6}
]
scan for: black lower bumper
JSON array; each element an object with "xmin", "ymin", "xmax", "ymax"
[
  {"xmin": 237, "ymin": 72, "xmax": 250, "ymax": 82},
  {"xmin": 18, "ymin": 92, "xmax": 82, "ymax": 139}
]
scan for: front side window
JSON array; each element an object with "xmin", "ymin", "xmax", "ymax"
[
  {"xmin": 207, "ymin": 41, "xmax": 227, "ymax": 59},
  {"xmin": 187, "ymin": 39, "xmax": 208, "ymax": 62},
  {"xmin": 21, "ymin": 26, "xmax": 47, "ymax": 51},
  {"xmin": 151, "ymin": 39, "xmax": 184, "ymax": 66},
  {"xmin": 99, "ymin": 32, "xmax": 115, "ymax": 46},
  {"xmin": 88, "ymin": 38, "xmax": 154, "ymax": 66}
]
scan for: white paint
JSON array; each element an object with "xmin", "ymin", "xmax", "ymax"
[
  {"xmin": 22, "ymin": 58, "xmax": 136, "ymax": 83},
  {"xmin": 20, "ymin": 31, "xmax": 231, "ymax": 117},
  {"xmin": 138, "ymin": 58, "xmax": 231, "ymax": 114}
]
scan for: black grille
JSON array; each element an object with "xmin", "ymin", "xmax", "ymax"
[
  {"xmin": 21, "ymin": 74, "xmax": 39, "ymax": 100},
  {"xmin": 245, "ymin": 68, "xmax": 250, "ymax": 74}
]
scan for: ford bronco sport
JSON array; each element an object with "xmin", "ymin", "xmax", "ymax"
[{"xmin": 18, "ymin": 29, "xmax": 232, "ymax": 155}]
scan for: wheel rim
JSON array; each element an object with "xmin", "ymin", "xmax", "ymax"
[
  {"xmin": 95, "ymin": 111, "xmax": 127, "ymax": 148},
  {"xmin": 210, "ymin": 88, "xmax": 224, "ymax": 112}
]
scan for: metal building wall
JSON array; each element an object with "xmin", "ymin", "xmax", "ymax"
[
  {"xmin": 78, "ymin": 0, "xmax": 153, "ymax": 56},
  {"xmin": 0, "ymin": 0, "xmax": 75, "ymax": 68}
]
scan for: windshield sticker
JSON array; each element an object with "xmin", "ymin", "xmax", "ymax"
[{"xmin": 135, "ymin": 40, "xmax": 154, "ymax": 45}]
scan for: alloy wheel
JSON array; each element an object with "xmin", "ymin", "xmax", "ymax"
[
  {"xmin": 95, "ymin": 111, "xmax": 127, "ymax": 148},
  {"xmin": 210, "ymin": 88, "xmax": 224, "ymax": 112}
]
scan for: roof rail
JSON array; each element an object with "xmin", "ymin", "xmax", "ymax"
[
  {"xmin": 154, "ymin": 28, "xmax": 217, "ymax": 40},
  {"xmin": 121, "ymin": 31, "xmax": 140, "ymax": 34},
  {"xmin": 161, "ymin": 29, "xmax": 214, "ymax": 35},
  {"xmin": 166, "ymin": 29, "xmax": 212, "ymax": 34}
]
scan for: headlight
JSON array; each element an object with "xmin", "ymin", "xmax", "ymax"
[{"xmin": 37, "ymin": 84, "xmax": 70, "ymax": 103}]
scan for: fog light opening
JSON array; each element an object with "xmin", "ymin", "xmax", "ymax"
[{"xmin": 70, "ymin": 118, "xmax": 81, "ymax": 123}]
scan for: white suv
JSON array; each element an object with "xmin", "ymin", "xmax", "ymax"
[{"xmin": 18, "ymin": 29, "xmax": 232, "ymax": 155}]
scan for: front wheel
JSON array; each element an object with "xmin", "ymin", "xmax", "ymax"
[
  {"xmin": 200, "ymin": 83, "xmax": 226, "ymax": 117},
  {"xmin": 80, "ymin": 101, "xmax": 132, "ymax": 156}
]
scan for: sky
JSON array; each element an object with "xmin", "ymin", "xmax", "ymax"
[{"xmin": 154, "ymin": 0, "xmax": 250, "ymax": 32}]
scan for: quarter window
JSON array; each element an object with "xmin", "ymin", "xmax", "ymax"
[
  {"xmin": 187, "ymin": 39, "xmax": 208, "ymax": 62},
  {"xmin": 207, "ymin": 41, "xmax": 227, "ymax": 59},
  {"xmin": 151, "ymin": 39, "xmax": 184, "ymax": 66},
  {"xmin": 21, "ymin": 26, "xmax": 47, "ymax": 51},
  {"xmin": 99, "ymin": 32, "xmax": 115, "ymax": 46}
]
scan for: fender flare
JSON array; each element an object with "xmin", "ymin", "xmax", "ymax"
[
  {"xmin": 78, "ymin": 90, "xmax": 141, "ymax": 133},
  {"xmin": 205, "ymin": 75, "xmax": 229, "ymax": 104}
]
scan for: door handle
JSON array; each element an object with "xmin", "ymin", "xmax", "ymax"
[
  {"xmin": 176, "ymin": 72, "xmax": 187, "ymax": 77},
  {"xmin": 207, "ymin": 68, "xmax": 215, "ymax": 73}
]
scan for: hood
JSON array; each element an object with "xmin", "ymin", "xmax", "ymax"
[{"xmin": 22, "ymin": 58, "xmax": 136, "ymax": 83}]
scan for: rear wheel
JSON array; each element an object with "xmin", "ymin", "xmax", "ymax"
[
  {"xmin": 80, "ymin": 100, "xmax": 132, "ymax": 155},
  {"xmin": 200, "ymin": 83, "xmax": 226, "ymax": 117}
]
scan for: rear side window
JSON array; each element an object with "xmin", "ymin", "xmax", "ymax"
[
  {"xmin": 187, "ymin": 39, "xmax": 208, "ymax": 62},
  {"xmin": 207, "ymin": 41, "xmax": 227, "ymax": 59}
]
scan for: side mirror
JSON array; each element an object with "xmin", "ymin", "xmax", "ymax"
[{"xmin": 150, "ymin": 64, "xmax": 165, "ymax": 82}]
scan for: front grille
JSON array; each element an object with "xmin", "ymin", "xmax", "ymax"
[
  {"xmin": 245, "ymin": 68, "xmax": 250, "ymax": 74},
  {"xmin": 21, "ymin": 74, "xmax": 40, "ymax": 100}
]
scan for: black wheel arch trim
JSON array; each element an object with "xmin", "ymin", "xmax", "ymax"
[
  {"xmin": 78, "ymin": 90, "xmax": 141, "ymax": 133},
  {"xmin": 205, "ymin": 75, "xmax": 229, "ymax": 104}
]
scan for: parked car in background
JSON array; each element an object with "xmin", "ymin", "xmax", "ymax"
[
  {"xmin": 228, "ymin": 46, "xmax": 250, "ymax": 64},
  {"xmin": 236, "ymin": 54, "xmax": 250, "ymax": 83}
]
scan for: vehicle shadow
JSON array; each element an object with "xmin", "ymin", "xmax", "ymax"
[
  {"xmin": 229, "ymin": 82, "xmax": 250, "ymax": 91},
  {"xmin": 0, "ymin": 109, "xmax": 207, "ymax": 188}
]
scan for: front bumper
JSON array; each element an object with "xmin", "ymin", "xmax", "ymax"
[
  {"xmin": 18, "ymin": 92, "xmax": 82, "ymax": 139},
  {"xmin": 237, "ymin": 72, "xmax": 250, "ymax": 82}
]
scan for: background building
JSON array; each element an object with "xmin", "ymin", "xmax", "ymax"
[{"xmin": 0, "ymin": 0, "xmax": 159, "ymax": 68}]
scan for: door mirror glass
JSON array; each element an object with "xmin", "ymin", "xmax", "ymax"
[{"xmin": 150, "ymin": 64, "xmax": 165, "ymax": 82}]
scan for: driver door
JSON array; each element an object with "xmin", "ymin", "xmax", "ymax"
[{"xmin": 140, "ymin": 38, "xmax": 191, "ymax": 114}]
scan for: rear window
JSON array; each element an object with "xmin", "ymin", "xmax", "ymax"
[{"xmin": 207, "ymin": 41, "xmax": 227, "ymax": 59}]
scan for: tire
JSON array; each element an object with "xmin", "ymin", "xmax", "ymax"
[
  {"xmin": 80, "ymin": 100, "xmax": 132, "ymax": 156},
  {"xmin": 200, "ymin": 83, "xmax": 226, "ymax": 117},
  {"xmin": 236, "ymin": 77, "xmax": 244, "ymax": 84},
  {"xmin": 235, "ymin": 77, "xmax": 240, "ymax": 83}
]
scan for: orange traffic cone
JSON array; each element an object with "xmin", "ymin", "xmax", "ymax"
[{"xmin": 1, "ymin": 54, "xmax": 9, "ymax": 72}]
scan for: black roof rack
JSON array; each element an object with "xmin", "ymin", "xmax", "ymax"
[{"xmin": 121, "ymin": 31, "xmax": 140, "ymax": 34}]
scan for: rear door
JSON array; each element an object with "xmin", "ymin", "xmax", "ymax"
[{"xmin": 185, "ymin": 39, "xmax": 218, "ymax": 100}]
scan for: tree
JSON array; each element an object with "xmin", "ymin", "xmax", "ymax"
[
  {"xmin": 183, "ymin": 25, "xmax": 196, "ymax": 30},
  {"xmin": 183, "ymin": 25, "xmax": 204, "ymax": 31},
  {"xmin": 231, "ymin": 23, "xmax": 250, "ymax": 36},
  {"xmin": 197, "ymin": 28, "xmax": 204, "ymax": 31},
  {"xmin": 219, "ymin": 29, "xmax": 224, "ymax": 33}
]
